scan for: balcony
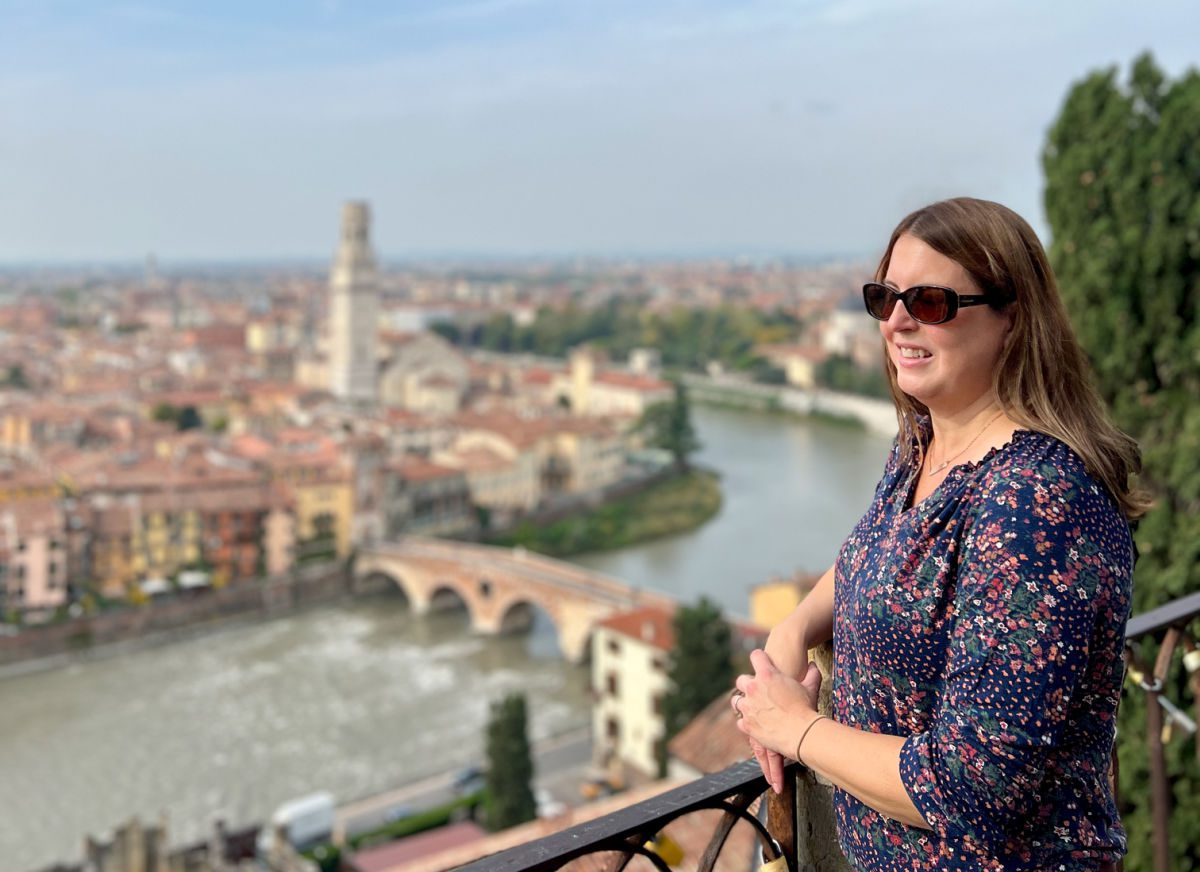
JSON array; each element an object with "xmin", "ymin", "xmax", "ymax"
[{"xmin": 444, "ymin": 591, "xmax": 1200, "ymax": 872}]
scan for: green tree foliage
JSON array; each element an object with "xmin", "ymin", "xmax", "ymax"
[
  {"xmin": 637, "ymin": 380, "xmax": 701, "ymax": 471},
  {"xmin": 176, "ymin": 405, "xmax": 203, "ymax": 431},
  {"xmin": 661, "ymin": 597, "xmax": 735, "ymax": 742},
  {"xmin": 1, "ymin": 364, "xmax": 30, "ymax": 389},
  {"xmin": 483, "ymin": 693, "xmax": 537, "ymax": 831},
  {"xmin": 816, "ymin": 354, "xmax": 891, "ymax": 399},
  {"xmin": 1044, "ymin": 52, "xmax": 1200, "ymax": 871},
  {"xmin": 150, "ymin": 402, "xmax": 179, "ymax": 423},
  {"xmin": 445, "ymin": 300, "xmax": 799, "ymax": 373}
]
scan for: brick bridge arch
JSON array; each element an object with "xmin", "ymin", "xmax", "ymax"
[{"xmin": 355, "ymin": 537, "xmax": 675, "ymax": 663}]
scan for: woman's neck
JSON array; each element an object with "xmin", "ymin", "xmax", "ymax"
[{"xmin": 927, "ymin": 397, "xmax": 1011, "ymax": 461}]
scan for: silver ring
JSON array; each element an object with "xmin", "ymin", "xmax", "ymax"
[{"xmin": 731, "ymin": 690, "xmax": 744, "ymax": 719}]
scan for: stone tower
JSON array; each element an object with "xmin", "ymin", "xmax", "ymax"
[{"xmin": 328, "ymin": 201, "xmax": 380, "ymax": 404}]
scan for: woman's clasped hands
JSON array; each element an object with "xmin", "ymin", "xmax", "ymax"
[{"xmin": 731, "ymin": 649, "xmax": 823, "ymax": 795}]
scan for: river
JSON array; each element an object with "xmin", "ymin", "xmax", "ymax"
[{"xmin": 0, "ymin": 405, "xmax": 892, "ymax": 871}]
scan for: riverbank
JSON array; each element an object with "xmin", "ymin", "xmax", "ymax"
[
  {"xmin": 489, "ymin": 468, "xmax": 722, "ymax": 558},
  {"xmin": 680, "ymin": 373, "xmax": 897, "ymax": 436},
  {"xmin": 0, "ymin": 561, "xmax": 354, "ymax": 676}
]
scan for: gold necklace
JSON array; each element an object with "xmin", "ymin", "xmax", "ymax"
[{"xmin": 926, "ymin": 410, "xmax": 1005, "ymax": 477}]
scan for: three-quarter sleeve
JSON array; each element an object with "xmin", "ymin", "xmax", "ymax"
[{"xmin": 897, "ymin": 465, "xmax": 1121, "ymax": 852}]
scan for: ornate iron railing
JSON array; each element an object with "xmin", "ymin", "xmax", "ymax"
[
  {"xmin": 455, "ymin": 592, "xmax": 1200, "ymax": 872},
  {"xmin": 456, "ymin": 758, "xmax": 798, "ymax": 872}
]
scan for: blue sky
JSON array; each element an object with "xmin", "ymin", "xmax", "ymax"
[{"xmin": 1, "ymin": 0, "xmax": 1197, "ymax": 263}]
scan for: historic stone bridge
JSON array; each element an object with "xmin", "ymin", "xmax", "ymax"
[{"xmin": 355, "ymin": 537, "xmax": 676, "ymax": 663}]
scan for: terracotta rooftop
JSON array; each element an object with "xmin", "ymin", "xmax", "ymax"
[
  {"xmin": 347, "ymin": 821, "xmax": 487, "ymax": 872},
  {"xmin": 593, "ymin": 371, "xmax": 671, "ymax": 392},
  {"xmin": 668, "ymin": 693, "xmax": 753, "ymax": 775},
  {"xmin": 391, "ymin": 455, "xmax": 463, "ymax": 483},
  {"xmin": 439, "ymin": 446, "xmax": 512, "ymax": 474},
  {"xmin": 376, "ymin": 779, "xmax": 760, "ymax": 872},
  {"xmin": 596, "ymin": 605, "xmax": 676, "ymax": 652}
]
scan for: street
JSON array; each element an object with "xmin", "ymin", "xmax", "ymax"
[{"xmin": 335, "ymin": 726, "xmax": 592, "ymax": 843}]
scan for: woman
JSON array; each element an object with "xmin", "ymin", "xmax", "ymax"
[{"xmin": 730, "ymin": 197, "xmax": 1147, "ymax": 870}]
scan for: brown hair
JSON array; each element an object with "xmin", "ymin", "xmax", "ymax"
[{"xmin": 876, "ymin": 197, "xmax": 1150, "ymax": 521}]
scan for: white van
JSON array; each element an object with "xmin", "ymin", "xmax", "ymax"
[{"xmin": 256, "ymin": 791, "xmax": 335, "ymax": 857}]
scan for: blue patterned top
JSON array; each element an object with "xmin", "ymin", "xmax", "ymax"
[{"xmin": 831, "ymin": 425, "xmax": 1132, "ymax": 870}]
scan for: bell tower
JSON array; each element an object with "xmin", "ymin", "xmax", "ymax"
[{"xmin": 328, "ymin": 201, "xmax": 379, "ymax": 404}]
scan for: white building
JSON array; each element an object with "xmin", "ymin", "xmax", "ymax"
[
  {"xmin": 378, "ymin": 331, "xmax": 470, "ymax": 414},
  {"xmin": 558, "ymin": 348, "xmax": 673, "ymax": 418},
  {"xmin": 328, "ymin": 201, "xmax": 380, "ymax": 405},
  {"xmin": 591, "ymin": 605, "xmax": 676, "ymax": 777}
]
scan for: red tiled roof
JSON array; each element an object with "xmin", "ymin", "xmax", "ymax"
[
  {"xmin": 593, "ymin": 372, "xmax": 671, "ymax": 392},
  {"xmin": 441, "ymin": 446, "xmax": 512, "ymax": 474},
  {"xmin": 667, "ymin": 692, "xmax": 752, "ymax": 775},
  {"xmin": 391, "ymin": 456, "xmax": 462, "ymax": 483},
  {"xmin": 596, "ymin": 605, "xmax": 676, "ymax": 652},
  {"xmin": 521, "ymin": 367, "xmax": 558, "ymax": 385}
]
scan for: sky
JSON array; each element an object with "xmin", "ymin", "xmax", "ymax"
[{"xmin": 0, "ymin": 0, "xmax": 1197, "ymax": 263}]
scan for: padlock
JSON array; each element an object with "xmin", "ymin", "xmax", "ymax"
[
  {"xmin": 1183, "ymin": 649, "xmax": 1200, "ymax": 674},
  {"xmin": 1126, "ymin": 666, "xmax": 1145, "ymax": 686},
  {"xmin": 759, "ymin": 856, "xmax": 789, "ymax": 872}
]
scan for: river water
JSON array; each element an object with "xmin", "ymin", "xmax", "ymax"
[{"xmin": 0, "ymin": 406, "xmax": 892, "ymax": 871}]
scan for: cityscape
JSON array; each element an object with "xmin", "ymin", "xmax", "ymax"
[
  {"xmin": 2, "ymin": 2, "xmax": 1197, "ymax": 871},
  {"xmin": 0, "ymin": 198, "xmax": 893, "ymax": 872}
]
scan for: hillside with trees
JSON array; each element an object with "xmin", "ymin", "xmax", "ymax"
[{"xmin": 1044, "ymin": 52, "xmax": 1199, "ymax": 871}]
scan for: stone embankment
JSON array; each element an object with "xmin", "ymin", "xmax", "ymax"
[
  {"xmin": 0, "ymin": 561, "xmax": 354, "ymax": 675},
  {"xmin": 681, "ymin": 374, "xmax": 897, "ymax": 435}
]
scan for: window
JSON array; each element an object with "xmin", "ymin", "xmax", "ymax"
[
  {"xmin": 652, "ymin": 656, "xmax": 666, "ymax": 672},
  {"xmin": 652, "ymin": 694, "xmax": 662, "ymax": 716},
  {"xmin": 606, "ymin": 717, "xmax": 620, "ymax": 740},
  {"xmin": 607, "ymin": 638, "xmax": 620, "ymax": 655},
  {"xmin": 606, "ymin": 672, "xmax": 619, "ymax": 697}
]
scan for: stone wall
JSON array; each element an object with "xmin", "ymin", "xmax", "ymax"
[{"xmin": 0, "ymin": 562, "xmax": 351, "ymax": 670}]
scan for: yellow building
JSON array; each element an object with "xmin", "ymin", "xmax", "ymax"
[
  {"xmin": 127, "ymin": 500, "xmax": 203, "ymax": 581},
  {"xmin": 285, "ymin": 466, "xmax": 355, "ymax": 561},
  {"xmin": 748, "ymin": 571, "xmax": 822, "ymax": 630},
  {"xmin": 231, "ymin": 431, "xmax": 355, "ymax": 561}
]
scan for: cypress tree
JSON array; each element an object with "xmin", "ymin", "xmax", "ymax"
[
  {"xmin": 1044, "ymin": 52, "xmax": 1200, "ymax": 871},
  {"xmin": 483, "ymin": 693, "xmax": 537, "ymax": 831},
  {"xmin": 638, "ymin": 379, "xmax": 702, "ymax": 472},
  {"xmin": 662, "ymin": 597, "xmax": 735, "ymax": 741}
]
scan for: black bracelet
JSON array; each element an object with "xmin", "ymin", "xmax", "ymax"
[{"xmin": 794, "ymin": 715, "xmax": 828, "ymax": 762}]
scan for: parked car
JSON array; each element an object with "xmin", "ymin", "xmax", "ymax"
[{"xmin": 451, "ymin": 764, "xmax": 485, "ymax": 795}]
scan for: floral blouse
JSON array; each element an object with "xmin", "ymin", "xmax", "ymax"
[{"xmin": 831, "ymin": 425, "xmax": 1132, "ymax": 870}]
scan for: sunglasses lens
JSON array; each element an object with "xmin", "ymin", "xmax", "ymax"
[
  {"xmin": 908, "ymin": 287, "xmax": 950, "ymax": 323},
  {"xmin": 863, "ymin": 284, "xmax": 894, "ymax": 320}
]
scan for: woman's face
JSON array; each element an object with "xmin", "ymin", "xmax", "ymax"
[{"xmin": 880, "ymin": 234, "xmax": 1012, "ymax": 414}]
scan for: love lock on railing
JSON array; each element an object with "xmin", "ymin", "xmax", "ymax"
[{"xmin": 1122, "ymin": 589, "xmax": 1200, "ymax": 872}]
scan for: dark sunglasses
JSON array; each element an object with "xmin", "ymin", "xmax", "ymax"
[{"xmin": 862, "ymin": 282, "xmax": 997, "ymax": 325}]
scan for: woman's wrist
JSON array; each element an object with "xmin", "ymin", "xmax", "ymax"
[{"xmin": 793, "ymin": 711, "xmax": 828, "ymax": 763}]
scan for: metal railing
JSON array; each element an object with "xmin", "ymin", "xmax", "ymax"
[
  {"xmin": 449, "ymin": 591, "xmax": 1200, "ymax": 872},
  {"xmin": 456, "ymin": 759, "xmax": 797, "ymax": 872}
]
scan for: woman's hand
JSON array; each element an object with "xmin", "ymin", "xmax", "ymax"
[
  {"xmin": 733, "ymin": 649, "xmax": 823, "ymax": 775},
  {"xmin": 747, "ymin": 622, "xmax": 811, "ymax": 793}
]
